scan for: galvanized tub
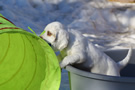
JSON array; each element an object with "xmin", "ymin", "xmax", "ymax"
[{"xmin": 66, "ymin": 49, "xmax": 135, "ymax": 90}]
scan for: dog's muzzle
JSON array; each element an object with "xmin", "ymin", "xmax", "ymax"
[{"xmin": 40, "ymin": 36, "xmax": 52, "ymax": 46}]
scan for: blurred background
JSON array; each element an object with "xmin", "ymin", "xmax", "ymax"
[{"xmin": 0, "ymin": 0, "xmax": 135, "ymax": 89}]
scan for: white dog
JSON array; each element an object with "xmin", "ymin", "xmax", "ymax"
[{"xmin": 40, "ymin": 22, "xmax": 132, "ymax": 76}]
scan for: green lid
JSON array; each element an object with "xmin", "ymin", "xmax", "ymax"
[{"xmin": 0, "ymin": 14, "xmax": 61, "ymax": 90}]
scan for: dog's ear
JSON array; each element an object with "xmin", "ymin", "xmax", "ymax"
[{"xmin": 57, "ymin": 30, "xmax": 69, "ymax": 51}]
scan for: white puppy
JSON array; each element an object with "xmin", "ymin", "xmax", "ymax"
[{"xmin": 40, "ymin": 22, "xmax": 132, "ymax": 76}]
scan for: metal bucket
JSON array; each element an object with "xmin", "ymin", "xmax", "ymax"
[{"xmin": 66, "ymin": 49, "xmax": 135, "ymax": 90}]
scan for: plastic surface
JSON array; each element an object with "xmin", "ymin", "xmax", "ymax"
[
  {"xmin": 0, "ymin": 14, "xmax": 61, "ymax": 90},
  {"xmin": 66, "ymin": 49, "xmax": 135, "ymax": 90}
]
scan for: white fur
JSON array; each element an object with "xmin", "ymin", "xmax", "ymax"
[{"xmin": 41, "ymin": 22, "xmax": 132, "ymax": 76}]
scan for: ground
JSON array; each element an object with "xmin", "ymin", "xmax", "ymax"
[{"xmin": 0, "ymin": 0, "xmax": 135, "ymax": 89}]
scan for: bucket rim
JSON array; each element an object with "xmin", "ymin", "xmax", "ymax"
[{"xmin": 66, "ymin": 65, "xmax": 135, "ymax": 83}]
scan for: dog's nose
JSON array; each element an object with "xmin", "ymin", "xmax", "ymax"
[{"xmin": 40, "ymin": 36, "xmax": 43, "ymax": 39}]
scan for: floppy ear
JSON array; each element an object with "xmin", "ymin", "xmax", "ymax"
[{"xmin": 57, "ymin": 30, "xmax": 69, "ymax": 51}]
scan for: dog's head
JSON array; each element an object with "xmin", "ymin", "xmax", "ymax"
[{"xmin": 40, "ymin": 22, "xmax": 69, "ymax": 51}]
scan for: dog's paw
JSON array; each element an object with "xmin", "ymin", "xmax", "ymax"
[{"xmin": 60, "ymin": 62, "xmax": 67, "ymax": 68}]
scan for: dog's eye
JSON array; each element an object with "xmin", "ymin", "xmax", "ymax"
[{"xmin": 47, "ymin": 31, "xmax": 52, "ymax": 36}]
